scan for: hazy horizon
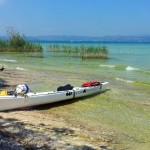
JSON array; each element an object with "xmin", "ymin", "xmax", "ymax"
[{"xmin": 0, "ymin": 0, "xmax": 150, "ymax": 36}]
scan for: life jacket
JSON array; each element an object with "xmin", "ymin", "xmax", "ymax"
[{"xmin": 82, "ymin": 81, "xmax": 101, "ymax": 87}]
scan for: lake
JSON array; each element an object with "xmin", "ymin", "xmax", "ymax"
[{"xmin": 0, "ymin": 42, "xmax": 150, "ymax": 149}]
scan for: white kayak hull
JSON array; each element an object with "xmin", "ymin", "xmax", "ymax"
[{"xmin": 0, "ymin": 82, "xmax": 108, "ymax": 111}]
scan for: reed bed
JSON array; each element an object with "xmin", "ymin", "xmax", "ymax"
[
  {"xmin": 49, "ymin": 45, "xmax": 108, "ymax": 59},
  {"xmin": 0, "ymin": 29, "xmax": 43, "ymax": 57},
  {"xmin": 0, "ymin": 41, "xmax": 43, "ymax": 52},
  {"xmin": 0, "ymin": 41, "xmax": 43, "ymax": 58}
]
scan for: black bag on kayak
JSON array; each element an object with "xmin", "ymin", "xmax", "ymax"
[{"xmin": 57, "ymin": 84, "xmax": 73, "ymax": 91}]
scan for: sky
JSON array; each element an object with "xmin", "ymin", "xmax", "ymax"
[{"xmin": 0, "ymin": 0, "xmax": 150, "ymax": 36}]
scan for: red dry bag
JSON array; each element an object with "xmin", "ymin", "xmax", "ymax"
[{"xmin": 82, "ymin": 81, "xmax": 101, "ymax": 87}]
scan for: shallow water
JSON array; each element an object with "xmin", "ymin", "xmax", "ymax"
[{"xmin": 0, "ymin": 42, "xmax": 150, "ymax": 149}]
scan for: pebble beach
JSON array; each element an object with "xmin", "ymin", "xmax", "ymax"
[{"xmin": 0, "ymin": 68, "xmax": 114, "ymax": 150}]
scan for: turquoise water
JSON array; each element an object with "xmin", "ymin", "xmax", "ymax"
[
  {"xmin": 0, "ymin": 42, "xmax": 150, "ymax": 149},
  {"xmin": 1, "ymin": 42, "xmax": 150, "ymax": 84}
]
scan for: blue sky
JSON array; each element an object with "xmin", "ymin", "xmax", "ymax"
[{"xmin": 0, "ymin": 0, "xmax": 150, "ymax": 36}]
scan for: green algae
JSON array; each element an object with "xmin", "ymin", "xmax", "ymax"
[{"xmin": 134, "ymin": 81, "xmax": 150, "ymax": 87}]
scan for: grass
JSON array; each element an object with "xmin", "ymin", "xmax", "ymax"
[{"xmin": 48, "ymin": 44, "xmax": 108, "ymax": 59}]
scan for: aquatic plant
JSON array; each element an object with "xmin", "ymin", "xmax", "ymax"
[
  {"xmin": 0, "ymin": 28, "xmax": 43, "ymax": 57},
  {"xmin": 48, "ymin": 44, "xmax": 108, "ymax": 59}
]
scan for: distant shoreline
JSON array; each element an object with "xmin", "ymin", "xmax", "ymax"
[
  {"xmin": 1, "ymin": 35, "xmax": 150, "ymax": 43},
  {"xmin": 31, "ymin": 41, "xmax": 150, "ymax": 44}
]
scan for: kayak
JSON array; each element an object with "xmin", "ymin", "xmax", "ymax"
[{"xmin": 0, "ymin": 82, "xmax": 108, "ymax": 111}]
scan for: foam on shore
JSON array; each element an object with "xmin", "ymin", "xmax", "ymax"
[
  {"xmin": 126, "ymin": 66, "xmax": 139, "ymax": 71},
  {"xmin": 0, "ymin": 59, "xmax": 17, "ymax": 62},
  {"xmin": 16, "ymin": 67, "xmax": 26, "ymax": 71},
  {"xmin": 115, "ymin": 77, "xmax": 133, "ymax": 83},
  {"xmin": 99, "ymin": 64, "xmax": 116, "ymax": 68}
]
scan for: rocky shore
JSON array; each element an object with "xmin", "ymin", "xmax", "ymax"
[
  {"xmin": 0, "ymin": 111, "xmax": 104, "ymax": 150},
  {"xmin": 0, "ymin": 69, "xmax": 114, "ymax": 150}
]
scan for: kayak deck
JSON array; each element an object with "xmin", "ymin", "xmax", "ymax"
[{"xmin": 0, "ymin": 82, "xmax": 108, "ymax": 111}]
